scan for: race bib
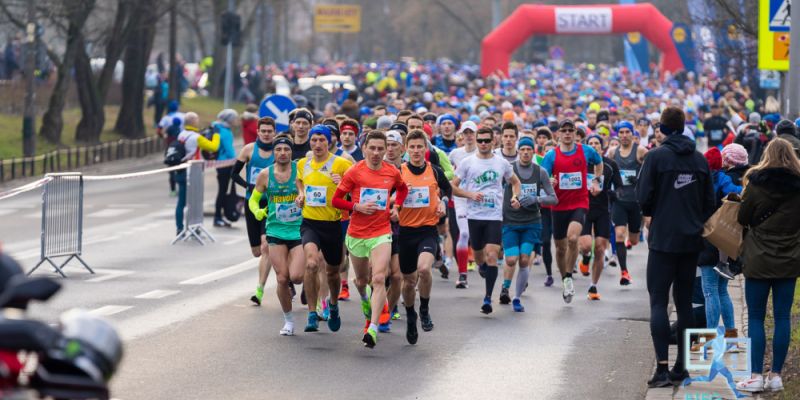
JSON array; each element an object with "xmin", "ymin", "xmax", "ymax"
[
  {"xmin": 306, "ymin": 185, "xmax": 327, "ymax": 207},
  {"xmin": 359, "ymin": 188, "xmax": 388, "ymax": 210},
  {"xmin": 620, "ymin": 169, "xmax": 637, "ymax": 186},
  {"xmin": 521, "ymin": 183, "xmax": 538, "ymax": 197},
  {"xmin": 710, "ymin": 129, "xmax": 723, "ymax": 141},
  {"xmin": 249, "ymin": 166, "xmax": 264, "ymax": 184},
  {"xmin": 587, "ymin": 173, "xmax": 604, "ymax": 190},
  {"xmin": 471, "ymin": 194, "xmax": 496, "ymax": 209},
  {"xmin": 276, "ymin": 203, "xmax": 302, "ymax": 222},
  {"xmin": 558, "ymin": 172, "xmax": 583, "ymax": 190},
  {"xmin": 404, "ymin": 186, "xmax": 431, "ymax": 208}
]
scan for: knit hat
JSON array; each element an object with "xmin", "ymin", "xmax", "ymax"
[
  {"xmin": 216, "ymin": 109, "xmax": 238, "ymax": 126},
  {"xmin": 437, "ymin": 114, "xmax": 460, "ymax": 129},
  {"xmin": 517, "ymin": 136, "xmax": 535, "ymax": 149},
  {"xmin": 748, "ymin": 112, "xmax": 761, "ymax": 125},
  {"xmin": 309, "ymin": 124, "xmax": 332, "ymax": 143},
  {"xmin": 376, "ymin": 116, "xmax": 394, "ymax": 130},
  {"xmin": 704, "ymin": 147, "xmax": 722, "ymax": 171},
  {"xmin": 721, "ymin": 143, "xmax": 749, "ymax": 167}
]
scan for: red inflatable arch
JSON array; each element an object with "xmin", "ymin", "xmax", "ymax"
[{"xmin": 481, "ymin": 3, "xmax": 683, "ymax": 77}]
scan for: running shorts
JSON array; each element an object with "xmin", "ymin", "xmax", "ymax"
[
  {"xmin": 502, "ymin": 223, "xmax": 542, "ymax": 258},
  {"xmin": 267, "ymin": 236, "xmax": 302, "ymax": 250},
  {"xmin": 398, "ymin": 226, "xmax": 439, "ymax": 274},
  {"xmin": 244, "ymin": 197, "xmax": 268, "ymax": 247},
  {"xmin": 581, "ymin": 208, "xmax": 611, "ymax": 239},
  {"xmin": 611, "ymin": 200, "xmax": 642, "ymax": 234},
  {"xmin": 301, "ymin": 219, "xmax": 344, "ymax": 266},
  {"xmin": 551, "ymin": 208, "xmax": 587, "ymax": 240},
  {"xmin": 467, "ymin": 219, "xmax": 502, "ymax": 250},
  {"xmin": 345, "ymin": 234, "xmax": 392, "ymax": 259}
]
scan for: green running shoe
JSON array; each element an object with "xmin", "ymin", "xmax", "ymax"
[
  {"xmin": 362, "ymin": 326, "xmax": 377, "ymax": 348},
  {"xmin": 250, "ymin": 286, "xmax": 264, "ymax": 306}
]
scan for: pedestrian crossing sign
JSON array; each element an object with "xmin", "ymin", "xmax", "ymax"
[{"xmin": 759, "ymin": 0, "xmax": 791, "ymax": 70}]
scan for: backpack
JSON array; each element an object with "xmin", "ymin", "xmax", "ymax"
[
  {"xmin": 200, "ymin": 124, "xmax": 219, "ymax": 160},
  {"xmin": 164, "ymin": 139, "xmax": 187, "ymax": 166}
]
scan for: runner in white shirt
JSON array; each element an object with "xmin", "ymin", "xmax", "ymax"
[
  {"xmin": 448, "ymin": 121, "xmax": 478, "ymax": 288},
  {"xmin": 451, "ymin": 126, "xmax": 521, "ymax": 314}
]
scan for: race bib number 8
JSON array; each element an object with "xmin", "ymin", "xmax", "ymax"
[
  {"xmin": 306, "ymin": 185, "xmax": 327, "ymax": 207},
  {"xmin": 360, "ymin": 188, "xmax": 389, "ymax": 210},
  {"xmin": 559, "ymin": 172, "xmax": 583, "ymax": 190},
  {"xmin": 404, "ymin": 186, "xmax": 430, "ymax": 208},
  {"xmin": 276, "ymin": 203, "xmax": 302, "ymax": 222}
]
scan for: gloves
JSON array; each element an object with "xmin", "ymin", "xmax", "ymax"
[
  {"xmin": 626, "ymin": 175, "xmax": 637, "ymax": 185},
  {"xmin": 254, "ymin": 208, "xmax": 267, "ymax": 221},
  {"xmin": 519, "ymin": 194, "xmax": 537, "ymax": 207}
]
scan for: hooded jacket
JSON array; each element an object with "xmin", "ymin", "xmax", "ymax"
[
  {"xmin": 738, "ymin": 167, "xmax": 800, "ymax": 280},
  {"xmin": 636, "ymin": 134, "xmax": 716, "ymax": 253}
]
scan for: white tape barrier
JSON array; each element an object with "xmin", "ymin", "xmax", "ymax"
[
  {"xmin": 0, "ymin": 176, "xmax": 52, "ymax": 201},
  {"xmin": 83, "ymin": 163, "xmax": 189, "ymax": 181}
]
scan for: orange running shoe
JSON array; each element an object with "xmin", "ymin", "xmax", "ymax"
[
  {"xmin": 378, "ymin": 302, "xmax": 391, "ymax": 324},
  {"xmin": 588, "ymin": 286, "xmax": 601, "ymax": 300},
  {"xmin": 338, "ymin": 282, "xmax": 350, "ymax": 301},
  {"xmin": 620, "ymin": 270, "xmax": 632, "ymax": 286},
  {"xmin": 579, "ymin": 261, "xmax": 590, "ymax": 276}
]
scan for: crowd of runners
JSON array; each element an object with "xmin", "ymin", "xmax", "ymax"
[{"xmin": 168, "ymin": 61, "xmax": 800, "ymax": 392}]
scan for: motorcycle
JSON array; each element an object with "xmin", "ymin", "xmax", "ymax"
[{"xmin": 0, "ymin": 253, "xmax": 123, "ymax": 400}]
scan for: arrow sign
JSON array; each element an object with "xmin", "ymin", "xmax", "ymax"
[{"xmin": 259, "ymin": 94, "xmax": 296, "ymax": 132}]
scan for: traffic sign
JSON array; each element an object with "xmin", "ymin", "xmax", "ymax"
[
  {"xmin": 314, "ymin": 5, "xmax": 361, "ymax": 33},
  {"xmin": 259, "ymin": 95, "xmax": 296, "ymax": 132},
  {"xmin": 303, "ymin": 85, "xmax": 334, "ymax": 110},
  {"xmin": 760, "ymin": 0, "xmax": 791, "ymax": 71}
]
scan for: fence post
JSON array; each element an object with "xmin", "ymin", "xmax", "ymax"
[
  {"xmin": 172, "ymin": 161, "xmax": 214, "ymax": 245},
  {"xmin": 28, "ymin": 173, "xmax": 93, "ymax": 277}
]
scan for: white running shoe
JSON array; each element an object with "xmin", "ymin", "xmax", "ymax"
[
  {"xmin": 765, "ymin": 375, "xmax": 783, "ymax": 392},
  {"xmin": 562, "ymin": 277, "xmax": 574, "ymax": 304},
  {"xmin": 280, "ymin": 321, "xmax": 295, "ymax": 336},
  {"xmin": 736, "ymin": 375, "xmax": 764, "ymax": 392}
]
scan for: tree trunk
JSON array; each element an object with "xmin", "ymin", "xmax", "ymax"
[
  {"xmin": 209, "ymin": 0, "xmax": 226, "ymax": 98},
  {"xmin": 114, "ymin": 0, "xmax": 158, "ymax": 138},
  {"xmin": 74, "ymin": 36, "xmax": 104, "ymax": 143},
  {"xmin": 97, "ymin": 0, "xmax": 133, "ymax": 100}
]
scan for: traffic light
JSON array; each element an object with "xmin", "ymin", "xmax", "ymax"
[{"xmin": 221, "ymin": 11, "xmax": 241, "ymax": 47}]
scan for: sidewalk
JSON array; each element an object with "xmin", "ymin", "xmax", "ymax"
[{"xmin": 645, "ymin": 275, "xmax": 753, "ymax": 400}]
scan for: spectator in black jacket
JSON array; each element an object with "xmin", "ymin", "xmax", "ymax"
[{"xmin": 636, "ymin": 106, "xmax": 716, "ymax": 388}]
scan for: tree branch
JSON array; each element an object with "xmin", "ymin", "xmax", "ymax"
[
  {"xmin": 711, "ymin": 0, "xmax": 756, "ymax": 38},
  {"xmin": 430, "ymin": 0, "xmax": 484, "ymax": 45}
]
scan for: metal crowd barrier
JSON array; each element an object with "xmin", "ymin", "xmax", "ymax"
[
  {"xmin": 172, "ymin": 160, "xmax": 216, "ymax": 245},
  {"xmin": 28, "ymin": 173, "xmax": 93, "ymax": 277}
]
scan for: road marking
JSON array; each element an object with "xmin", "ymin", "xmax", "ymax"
[
  {"xmin": 23, "ymin": 212, "xmax": 40, "ymax": 218},
  {"xmin": 135, "ymin": 290, "xmax": 180, "ymax": 299},
  {"xmin": 87, "ymin": 269, "xmax": 135, "ymax": 283},
  {"xmin": 179, "ymin": 259, "xmax": 257, "ymax": 285},
  {"xmin": 88, "ymin": 208, "xmax": 133, "ymax": 218},
  {"xmin": 223, "ymin": 237, "xmax": 247, "ymax": 246},
  {"xmin": 89, "ymin": 305, "xmax": 133, "ymax": 317},
  {"xmin": 114, "ymin": 203, "xmax": 149, "ymax": 208},
  {"xmin": 0, "ymin": 209, "xmax": 17, "ymax": 216}
]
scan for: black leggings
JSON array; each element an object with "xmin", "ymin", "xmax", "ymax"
[
  {"xmin": 215, "ymin": 166, "xmax": 233, "ymax": 221},
  {"xmin": 647, "ymin": 250, "xmax": 698, "ymax": 364},
  {"xmin": 540, "ymin": 208, "xmax": 553, "ymax": 276}
]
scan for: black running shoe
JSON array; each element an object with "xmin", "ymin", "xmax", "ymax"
[
  {"xmin": 647, "ymin": 371, "xmax": 672, "ymax": 388},
  {"xmin": 480, "ymin": 297, "xmax": 493, "ymax": 314},
  {"xmin": 406, "ymin": 309, "xmax": 419, "ymax": 345},
  {"xmin": 455, "ymin": 274, "xmax": 468, "ymax": 289},
  {"xmin": 420, "ymin": 310, "xmax": 434, "ymax": 332},
  {"xmin": 436, "ymin": 260, "xmax": 449, "ymax": 279},
  {"xmin": 499, "ymin": 288, "xmax": 511, "ymax": 305},
  {"xmin": 669, "ymin": 367, "xmax": 690, "ymax": 383},
  {"xmin": 713, "ymin": 261, "xmax": 735, "ymax": 281}
]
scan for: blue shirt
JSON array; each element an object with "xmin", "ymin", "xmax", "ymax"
[
  {"xmin": 214, "ymin": 122, "xmax": 236, "ymax": 161},
  {"xmin": 540, "ymin": 144, "xmax": 602, "ymax": 176}
]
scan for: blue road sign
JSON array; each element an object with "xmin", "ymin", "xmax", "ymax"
[
  {"xmin": 259, "ymin": 94, "xmax": 297, "ymax": 132},
  {"xmin": 769, "ymin": 0, "xmax": 791, "ymax": 32}
]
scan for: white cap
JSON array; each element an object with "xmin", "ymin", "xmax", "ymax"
[
  {"xmin": 386, "ymin": 130, "xmax": 403, "ymax": 144},
  {"xmin": 458, "ymin": 121, "xmax": 478, "ymax": 134}
]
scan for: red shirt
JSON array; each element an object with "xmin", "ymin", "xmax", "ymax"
[
  {"xmin": 242, "ymin": 118, "xmax": 257, "ymax": 144},
  {"xmin": 552, "ymin": 144, "xmax": 589, "ymax": 211},
  {"xmin": 333, "ymin": 161, "xmax": 408, "ymax": 239}
]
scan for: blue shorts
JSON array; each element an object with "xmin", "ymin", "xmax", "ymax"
[{"xmin": 502, "ymin": 223, "xmax": 542, "ymax": 258}]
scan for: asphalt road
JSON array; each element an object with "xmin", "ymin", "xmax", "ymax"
[{"xmin": 0, "ymin": 155, "xmax": 655, "ymax": 400}]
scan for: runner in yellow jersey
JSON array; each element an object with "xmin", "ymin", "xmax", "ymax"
[{"xmin": 295, "ymin": 125, "xmax": 353, "ymax": 333}]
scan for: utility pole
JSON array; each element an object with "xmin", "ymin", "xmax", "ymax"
[
  {"xmin": 168, "ymin": 0, "xmax": 179, "ymax": 102},
  {"xmin": 787, "ymin": 9, "xmax": 800, "ymax": 119},
  {"xmin": 223, "ymin": 0, "xmax": 235, "ymax": 108},
  {"xmin": 22, "ymin": 0, "xmax": 36, "ymax": 157}
]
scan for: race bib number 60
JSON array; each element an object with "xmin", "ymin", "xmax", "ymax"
[{"xmin": 306, "ymin": 185, "xmax": 327, "ymax": 207}]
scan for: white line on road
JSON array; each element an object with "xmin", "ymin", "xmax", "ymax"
[
  {"xmin": 89, "ymin": 305, "xmax": 133, "ymax": 317},
  {"xmin": 179, "ymin": 259, "xmax": 257, "ymax": 285},
  {"xmin": 88, "ymin": 208, "xmax": 133, "ymax": 218},
  {"xmin": 23, "ymin": 212, "xmax": 40, "ymax": 218},
  {"xmin": 87, "ymin": 269, "xmax": 135, "ymax": 283},
  {"xmin": 0, "ymin": 209, "xmax": 17, "ymax": 216},
  {"xmin": 135, "ymin": 290, "xmax": 180, "ymax": 299}
]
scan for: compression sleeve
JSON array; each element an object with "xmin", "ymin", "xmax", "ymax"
[
  {"xmin": 537, "ymin": 167, "xmax": 558, "ymax": 206},
  {"xmin": 231, "ymin": 160, "xmax": 248, "ymax": 190},
  {"xmin": 249, "ymin": 189, "xmax": 267, "ymax": 220}
]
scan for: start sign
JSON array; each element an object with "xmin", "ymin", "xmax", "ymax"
[{"xmin": 555, "ymin": 7, "xmax": 613, "ymax": 33}]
